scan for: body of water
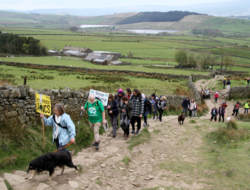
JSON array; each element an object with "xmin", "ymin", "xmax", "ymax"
[
  {"xmin": 80, "ymin": 25, "xmax": 113, "ymax": 28},
  {"xmin": 127, "ymin": 29, "xmax": 179, "ymax": 34}
]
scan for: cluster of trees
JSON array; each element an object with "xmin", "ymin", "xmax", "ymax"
[
  {"xmin": 192, "ymin": 29, "xmax": 224, "ymax": 36},
  {"xmin": 174, "ymin": 49, "xmax": 234, "ymax": 70},
  {"xmin": 117, "ymin": 11, "xmax": 205, "ymax": 24},
  {"xmin": 0, "ymin": 31, "xmax": 47, "ymax": 55}
]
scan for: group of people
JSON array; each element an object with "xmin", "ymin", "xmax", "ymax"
[
  {"xmin": 201, "ymin": 88, "xmax": 210, "ymax": 100},
  {"xmin": 181, "ymin": 97, "xmax": 198, "ymax": 118},
  {"xmin": 223, "ymin": 78, "xmax": 231, "ymax": 90}
]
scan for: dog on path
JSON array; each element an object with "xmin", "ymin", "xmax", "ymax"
[
  {"xmin": 27, "ymin": 151, "xmax": 78, "ymax": 181},
  {"xmin": 178, "ymin": 112, "xmax": 185, "ymax": 125}
]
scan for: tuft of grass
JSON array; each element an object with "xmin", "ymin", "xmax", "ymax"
[
  {"xmin": 208, "ymin": 121, "xmax": 250, "ymax": 144},
  {"xmin": 121, "ymin": 156, "xmax": 131, "ymax": 167},
  {"xmin": 153, "ymin": 129, "xmax": 161, "ymax": 134},
  {"xmin": 237, "ymin": 113, "xmax": 250, "ymax": 122},
  {"xmin": 4, "ymin": 180, "xmax": 13, "ymax": 190},
  {"xmin": 127, "ymin": 128, "xmax": 150, "ymax": 150},
  {"xmin": 225, "ymin": 169, "xmax": 235, "ymax": 177},
  {"xmin": 189, "ymin": 119, "xmax": 197, "ymax": 124}
]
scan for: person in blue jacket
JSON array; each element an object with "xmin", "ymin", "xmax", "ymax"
[{"xmin": 40, "ymin": 104, "xmax": 76, "ymax": 152}]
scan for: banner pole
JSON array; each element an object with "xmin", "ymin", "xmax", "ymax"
[{"xmin": 42, "ymin": 117, "xmax": 45, "ymax": 148}]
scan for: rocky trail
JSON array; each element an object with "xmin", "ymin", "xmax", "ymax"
[{"xmin": 1, "ymin": 77, "xmax": 244, "ymax": 190}]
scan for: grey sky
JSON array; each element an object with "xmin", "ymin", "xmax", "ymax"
[{"xmin": 1, "ymin": 0, "xmax": 234, "ymax": 10}]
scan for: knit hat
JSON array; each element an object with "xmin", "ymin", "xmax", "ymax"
[
  {"xmin": 151, "ymin": 93, "xmax": 156, "ymax": 97},
  {"xmin": 118, "ymin": 89, "xmax": 123, "ymax": 94},
  {"xmin": 142, "ymin": 94, "xmax": 146, "ymax": 99},
  {"xmin": 216, "ymin": 92, "xmax": 218, "ymax": 94}
]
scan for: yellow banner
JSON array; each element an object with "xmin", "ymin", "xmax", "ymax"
[{"xmin": 35, "ymin": 93, "xmax": 51, "ymax": 116}]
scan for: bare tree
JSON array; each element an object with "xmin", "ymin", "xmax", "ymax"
[
  {"xmin": 69, "ymin": 26, "xmax": 79, "ymax": 32},
  {"xmin": 198, "ymin": 52, "xmax": 216, "ymax": 70},
  {"xmin": 221, "ymin": 53, "xmax": 234, "ymax": 71}
]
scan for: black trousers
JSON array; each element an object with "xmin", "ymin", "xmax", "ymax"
[
  {"xmin": 211, "ymin": 115, "xmax": 217, "ymax": 121},
  {"xmin": 158, "ymin": 109, "xmax": 163, "ymax": 121},
  {"xmin": 215, "ymin": 97, "xmax": 218, "ymax": 103},
  {"xmin": 219, "ymin": 114, "xmax": 224, "ymax": 122},
  {"xmin": 232, "ymin": 109, "xmax": 239, "ymax": 116},
  {"xmin": 131, "ymin": 116, "xmax": 141, "ymax": 131}
]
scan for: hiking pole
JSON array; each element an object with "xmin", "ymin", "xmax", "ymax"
[
  {"xmin": 54, "ymin": 142, "xmax": 73, "ymax": 152},
  {"xmin": 76, "ymin": 110, "xmax": 83, "ymax": 134}
]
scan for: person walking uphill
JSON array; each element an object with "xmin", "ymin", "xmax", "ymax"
[
  {"xmin": 40, "ymin": 104, "xmax": 76, "ymax": 152},
  {"xmin": 210, "ymin": 107, "xmax": 218, "ymax": 122},
  {"xmin": 106, "ymin": 94, "xmax": 119, "ymax": 138},
  {"xmin": 223, "ymin": 78, "xmax": 226, "ymax": 89},
  {"xmin": 243, "ymin": 100, "xmax": 249, "ymax": 114},
  {"xmin": 157, "ymin": 96, "xmax": 167, "ymax": 122},
  {"xmin": 142, "ymin": 94, "xmax": 152, "ymax": 127},
  {"xmin": 227, "ymin": 79, "xmax": 231, "ymax": 90},
  {"xmin": 214, "ymin": 92, "xmax": 219, "ymax": 103},
  {"xmin": 130, "ymin": 89, "xmax": 144, "ymax": 134},
  {"xmin": 182, "ymin": 97, "xmax": 190, "ymax": 117},
  {"xmin": 119, "ymin": 96, "xmax": 133, "ymax": 140},
  {"xmin": 247, "ymin": 78, "xmax": 250, "ymax": 85},
  {"xmin": 81, "ymin": 94, "xmax": 106, "ymax": 150},
  {"xmin": 151, "ymin": 93, "xmax": 158, "ymax": 120}
]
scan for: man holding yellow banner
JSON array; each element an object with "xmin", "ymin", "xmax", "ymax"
[{"xmin": 36, "ymin": 93, "xmax": 76, "ymax": 152}]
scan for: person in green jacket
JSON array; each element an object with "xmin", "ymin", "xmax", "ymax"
[{"xmin": 244, "ymin": 100, "xmax": 249, "ymax": 114}]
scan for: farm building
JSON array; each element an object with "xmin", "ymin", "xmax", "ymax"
[
  {"xmin": 93, "ymin": 51, "xmax": 122, "ymax": 58},
  {"xmin": 47, "ymin": 50, "xmax": 60, "ymax": 55},
  {"xmin": 62, "ymin": 45, "xmax": 93, "ymax": 53},
  {"xmin": 84, "ymin": 53, "xmax": 130, "ymax": 65},
  {"xmin": 63, "ymin": 50, "xmax": 87, "ymax": 57}
]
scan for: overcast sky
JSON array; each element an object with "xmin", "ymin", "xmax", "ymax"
[{"xmin": 1, "ymin": 0, "xmax": 235, "ymax": 10}]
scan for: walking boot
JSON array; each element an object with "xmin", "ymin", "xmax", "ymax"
[{"xmin": 95, "ymin": 141, "xmax": 99, "ymax": 150}]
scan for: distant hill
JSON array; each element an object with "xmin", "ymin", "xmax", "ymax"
[{"xmin": 117, "ymin": 11, "xmax": 206, "ymax": 24}]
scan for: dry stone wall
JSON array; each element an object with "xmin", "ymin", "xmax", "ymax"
[{"xmin": 229, "ymin": 86, "xmax": 250, "ymax": 99}]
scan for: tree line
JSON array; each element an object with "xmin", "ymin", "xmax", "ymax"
[
  {"xmin": 117, "ymin": 11, "xmax": 206, "ymax": 24},
  {"xmin": 175, "ymin": 49, "xmax": 234, "ymax": 70},
  {"xmin": 192, "ymin": 29, "xmax": 224, "ymax": 37},
  {"xmin": 0, "ymin": 31, "xmax": 47, "ymax": 55}
]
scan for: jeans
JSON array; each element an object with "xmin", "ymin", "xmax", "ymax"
[
  {"xmin": 54, "ymin": 138, "xmax": 68, "ymax": 152},
  {"xmin": 219, "ymin": 114, "xmax": 224, "ymax": 122},
  {"xmin": 211, "ymin": 115, "xmax": 217, "ymax": 121},
  {"xmin": 244, "ymin": 108, "xmax": 249, "ymax": 114},
  {"xmin": 131, "ymin": 116, "xmax": 141, "ymax": 131},
  {"xmin": 153, "ymin": 108, "xmax": 158, "ymax": 118},
  {"xmin": 192, "ymin": 110, "xmax": 197, "ymax": 117},
  {"xmin": 109, "ymin": 115, "xmax": 118, "ymax": 136},
  {"xmin": 183, "ymin": 108, "xmax": 188, "ymax": 117},
  {"xmin": 144, "ymin": 111, "xmax": 150, "ymax": 125},
  {"xmin": 158, "ymin": 109, "xmax": 163, "ymax": 121}
]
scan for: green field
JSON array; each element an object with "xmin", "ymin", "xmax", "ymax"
[
  {"xmin": 0, "ymin": 56, "xmax": 210, "ymax": 75},
  {"xmin": 0, "ymin": 65, "xmax": 189, "ymax": 95}
]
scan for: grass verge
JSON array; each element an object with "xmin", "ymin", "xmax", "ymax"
[{"xmin": 127, "ymin": 128, "xmax": 150, "ymax": 150}]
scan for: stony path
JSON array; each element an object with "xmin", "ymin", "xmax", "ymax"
[
  {"xmin": 1, "ymin": 77, "xmax": 245, "ymax": 190},
  {"xmin": 2, "ymin": 114, "xmax": 213, "ymax": 190}
]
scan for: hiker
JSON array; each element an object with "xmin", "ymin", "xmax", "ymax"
[
  {"xmin": 81, "ymin": 94, "xmax": 106, "ymax": 150},
  {"xmin": 130, "ymin": 89, "xmax": 144, "ymax": 134},
  {"xmin": 243, "ymin": 100, "xmax": 249, "ymax": 114},
  {"xmin": 214, "ymin": 92, "xmax": 219, "ymax": 103},
  {"xmin": 232, "ymin": 101, "xmax": 240, "ymax": 116},
  {"xmin": 189, "ymin": 99, "xmax": 197, "ymax": 118},
  {"xmin": 182, "ymin": 97, "xmax": 190, "ymax": 117},
  {"xmin": 210, "ymin": 107, "xmax": 218, "ymax": 122},
  {"xmin": 202, "ymin": 89, "xmax": 206, "ymax": 100},
  {"xmin": 142, "ymin": 94, "xmax": 152, "ymax": 127},
  {"xmin": 151, "ymin": 93, "xmax": 158, "ymax": 120},
  {"xmin": 106, "ymin": 94, "xmax": 119, "ymax": 138},
  {"xmin": 218, "ymin": 104, "xmax": 225, "ymax": 122},
  {"xmin": 157, "ymin": 96, "xmax": 167, "ymax": 122},
  {"xmin": 206, "ymin": 89, "xmax": 210, "ymax": 99},
  {"xmin": 40, "ymin": 104, "xmax": 76, "ymax": 152},
  {"xmin": 115, "ymin": 89, "xmax": 126, "ymax": 106},
  {"xmin": 222, "ymin": 101, "xmax": 228, "ymax": 110},
  {"xmin": 119, "ymin": 96, "xmax": 133, "ymax": 140},
  {"xmin": 223, "ymin": 78, "xmax": 226, "ymax": 89},
  {"xmin": 126, "ymin": 88, "xmax": 132, "ymax": 99},
  {"xmin": 247, "ymin": 78, "xmax": 250, "ymax": 85},
  {"xmin": 226, "ymin": 79, "xmax": 231, "ymax": 90}
]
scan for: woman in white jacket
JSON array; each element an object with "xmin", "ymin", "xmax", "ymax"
[{"xmin": 189, "ymin": 99, "xmax": 197, "ymax": 118}]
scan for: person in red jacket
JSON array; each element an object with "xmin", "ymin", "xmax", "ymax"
[{"xmin": 214, "ymin": 92, "xmax": 219, "ymax": 103}]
